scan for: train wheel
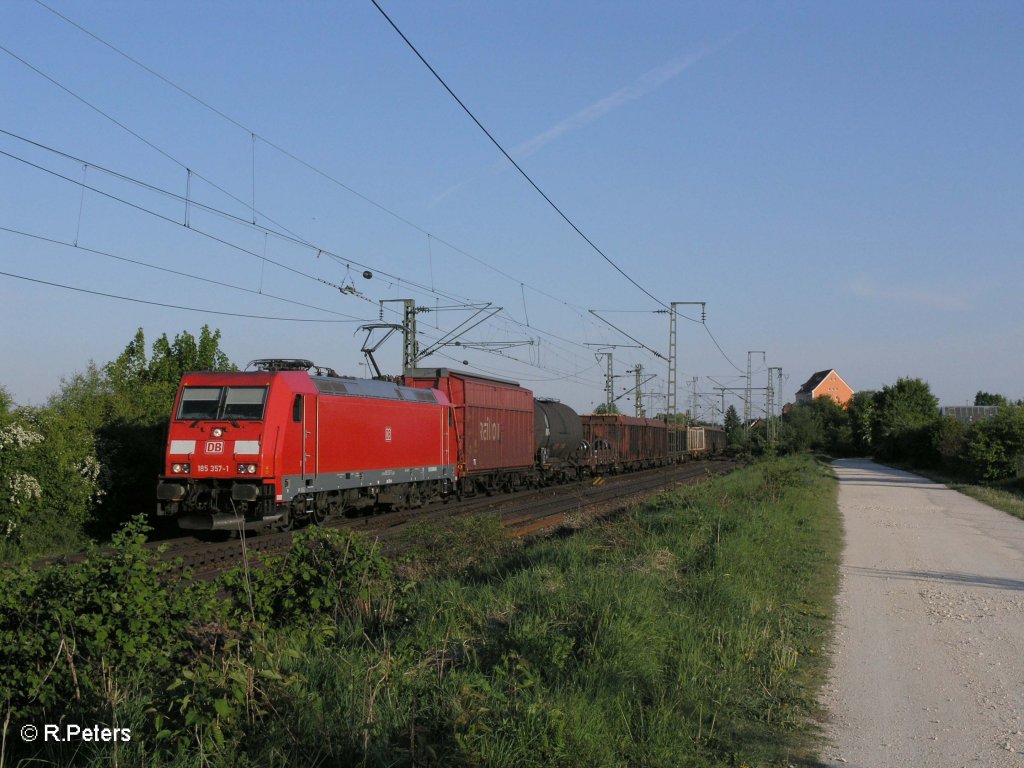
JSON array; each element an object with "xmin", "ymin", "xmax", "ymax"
[{"xmin": 277, "ymin": 509, "xmax": 294, "ymax": 532}]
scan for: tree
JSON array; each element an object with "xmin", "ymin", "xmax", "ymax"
[
  {"xmin": 845, "ymin": 390, "xmax": 877, "ymax": 455},
  {"xmin": 723, "ymin": 405, "xmax": 747, "ymax": 450},
  {"xmin": 974, "ymin": 391, "xmax": 1008, "ymax": 407},
  {"xmin": 723, "ymin": 405, "xmax": 740, "ymax": 433},
  {"xmin": 871, "ymin": 378, "xmax": 940, "ymax": 463},
  {"xmin": 594, "ymin": 402, "xmax": 619, "ymax": 415},
  {"xmin": 22, "ymin": 326, "xmax": 238, "ymax": 543},
  {"xmin": 779, "ymin": 397, "xmax": 848, "ymax": 455}
]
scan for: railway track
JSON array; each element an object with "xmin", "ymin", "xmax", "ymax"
[{"xmin": 174, "ymin": 460, "xmax": 738, "ymax": 579}]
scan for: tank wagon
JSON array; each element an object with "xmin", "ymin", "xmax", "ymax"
[{"xmin": 157, "ymin": 360, "xmax": 727, "ymax": 531}]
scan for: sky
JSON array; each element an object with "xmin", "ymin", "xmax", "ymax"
[{"xmin": 1, "ymin": 0, "xmax": 1022, "ymax": 419}]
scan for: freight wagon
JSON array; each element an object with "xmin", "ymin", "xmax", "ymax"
[{"xmin": 403, "ymin": 367, "xmax": 535, "ymax": 494}]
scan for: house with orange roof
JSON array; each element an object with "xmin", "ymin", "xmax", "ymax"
[{"xmin": 795, "ymin": 369, "xmax": 854, "ymax": 408}]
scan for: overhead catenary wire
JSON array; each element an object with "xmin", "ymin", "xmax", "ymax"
[
  {"xmin": 0, "ymin": 131, "xmax": 611, "ymax": 380},
  {"xmin": 368, "ymin": 0, "xmax": 670, "ymax": 312},
  {"xmin": 4, "ymin": 11, "xmax": 729, "ymax": 387},
  {"xmin": 7, "ymin": 9, "xmax": 712, "ymax": 382},
  {"xmin": 0, "ymin": 225, "xmax": 366, "ymax": 321},
  {"xmin": 25, "ymin": 1, "xmax": 591, "ymax": 318},
  {"xmin": 0, "ymin": 269, "xmax": 361, "ymax": 323}
]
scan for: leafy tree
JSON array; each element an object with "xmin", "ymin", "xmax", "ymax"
[
  {"xmin": 594, "ymin": 402, "xmax": 619, "ymax": 415},
  {"xmin": 779, "ymin": 397, "xmax": 848, "ymax": 455},
  {"xmin": 845, "ymin": 390, "xmax": 877, "ymax": 455},
  {"xmin": 974, "ymin": 391, "xmax": 1008, "ymax": 407},
  {"xmin": 871, "ymin": 378, "xmax": 940, "ymax": 463},
  {"xmin": 722, "ymin": 404, "xmax": 747, "ymax": 451},
  {"xmin": 965, "ymin": 405, "xmax": 1024, "ymax": 481},
  {"xmin": 0, "ymin": 391, "xmax": 101, "ymax": 558},
  {"xmin": 2, "ymin": 326, "xmax": 237, "ymax": 552},
  {"xmin": 723, "ymin": 405, "xmax": 740, "ymax": 434}
]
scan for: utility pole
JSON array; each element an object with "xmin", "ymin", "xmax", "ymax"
[
  {"xmin": 745, "ymin": 351, "xmax": 765, "ymax": 431},
  {"xmin": 586, "ymin": 344, "xmax": 642, "ymax": 413},
  {"xmin": 767, "ymin": 366, "xmax": 782, "ymax": 447},
  {"xmin": 602, "ymin": 351, "xmax": 613, "ymax": 411},
  {"xmin": 690, "ymin": 376, "xmax": 699, "ymax": 423},
  {"xmin": 663, "ymin": 301, "xmax": 704, "ymax": 454},
  {"xmin": 715, "ymin": 387, "xmax": 727, "ymax": 425},
  {"xmin": 666, "ymin": 301, "xmax": 705, "ymax": 427},
  {"xmin": 634, "ymin": 365, "xmax": 644, "ymax": 417}
]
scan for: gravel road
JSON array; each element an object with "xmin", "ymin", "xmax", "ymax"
[{"xmin": 819, "ymin": 459, "xmax": 1024, "ymax": 767}]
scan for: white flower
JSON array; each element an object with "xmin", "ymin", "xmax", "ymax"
[
  {"xmin": 0, "ymin": 424, "xmax": 44, "ymax": 450},
  {"xmin": 8, "ymin": 472, "xmax": 42, "ymax": 506}
]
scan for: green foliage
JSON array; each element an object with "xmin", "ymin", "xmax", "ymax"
[
  {"xmin": 974, "ymin": 390, "xmax": 1009, "ymax": 407},
  {"xmin": 4, "ymin": 459, "xmax": 841, "ymax": 767},
  {"xmin": 963, "ymin": 405, "xmax": 1024, "ymax": 481},
  {"xmin": 0, "ymin": 325, "xmax": 237, "ymax": 554},
  {"xmin": 779, "ymin": 397, "xmax": 849, "ymax": 455},
  {"xmin": 845, "ymin": 390, "xmax": 877, "ymax": 454},
  {"xmin": 871, "ymin": 377, "xmax": 940, "ymax": 463},
  {"xmin": 219, "ymin": 527, "xmax": 395, "ymax": 629},
  {"xmin": 0, "ymin": 517, "xmax": 215, "ymax": 721},
  {"xmin": 0, "ymin": 397, "xmax": 101, "ymax": 557},
  {"xmin": 593, "ymin": 402, "xmax": 619, "ymax": 415},
  {"xmin": 397, "ymin": 513, "xmax": 510, "ymax": 579}
]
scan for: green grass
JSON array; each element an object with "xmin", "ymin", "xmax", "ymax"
[
  {"xmin": 948, "ymin": 481, "xmax": 1024, "ymax": 520},
  {"xmin": 885, "ymin": 463, "xmax": 1024, "ymax": 522},
  {"xmin": 3, "ymin": 456, "xmax": 842, "ymax": 767}
]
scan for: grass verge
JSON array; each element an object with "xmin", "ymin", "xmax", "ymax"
[
  {"xmin": 2, "ymin": 456, "xmax": 841, "ymax": 767},
  {"xmin": 884, "ymin": 463, "xmax": 1024, "ymax": 522}
]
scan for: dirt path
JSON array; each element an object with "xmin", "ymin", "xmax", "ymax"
[{"xmin": 820, "ymin": 459, "xmax": 1024, "ymax": 768}]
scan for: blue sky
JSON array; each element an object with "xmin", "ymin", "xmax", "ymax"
[{"xmin": 2, "ymin": 1, "xmax": 1022, "ymax": 417}]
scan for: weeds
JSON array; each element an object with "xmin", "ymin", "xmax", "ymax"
[{"xmin": 1, "ymin": 456, "xmax": 840, "ymax": 767}]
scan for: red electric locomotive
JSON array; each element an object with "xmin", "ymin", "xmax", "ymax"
[{"xmin": 156, "ymin": 360, "xmax": 454, "ymax": 531}]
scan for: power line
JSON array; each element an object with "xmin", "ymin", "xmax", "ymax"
[
  {"xmin": 2, "ymin": 17, "xmax": 670, "ymax": 389},
  {"xmin": 0, "ymin": 269, "xmax": 359, "ymax": 322},
  {"xmin": 0, "ymin": 225, "xmax": 366, "ymax": 321},
  {"xmin": 368, "ymin": 0, "xmax": 669, "ymax": 311},
  {"xmin": 0, "ymin": 132, "xmax": 610, "ymax": 380},
  {"xmin": 7, "ymin": 9, "xmax": 685, "ymax": 387},
  {"xmin": 26, "ymin": 0, "xmax": 594, "ymax": 318}
]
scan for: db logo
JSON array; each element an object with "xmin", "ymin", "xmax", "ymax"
[
  {"xmin": 384, "ymin": 427, "xmax": 393, "ymax": 443},
  {"xmin": 205, "ymin": 441, "xmax": 224, "ymax": 454}
]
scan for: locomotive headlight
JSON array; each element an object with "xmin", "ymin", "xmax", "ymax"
[
  {"xmin": 212, "ymin": 427, "xmax": 224, "ymax": 438},
  {"xmin": 172, "ymin": 463, "xmax": 190, "ymax": 474},
  {"xmin": 247, "ymin": 463, "xmax": 257, "ymax": 474},
  {"xmin": 172, "ymin": 463, "xmax": 182, "ymax": 473},
  {"xmin": 237, "ymin": 463, "xmax": 257, "ymax": 474}
]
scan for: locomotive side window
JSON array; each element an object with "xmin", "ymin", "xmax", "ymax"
[
  {"xmin": 223, "ymin": 387, "xmax": 268, "ymax": 420},
  {"xmin": 292, "ymin": 395, "xmax": 303, "ymax": 423},
  {"xmin": 177, "ymin": 387, "xmax": 222, "ymax": 420}
]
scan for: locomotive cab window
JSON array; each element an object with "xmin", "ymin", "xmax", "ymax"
[
  {"xmin": 292, "ymin": 395, "xmax": 303, "ymax": 423},
  {"xmin": 176, "ymin": 386, "xmax": 268, "ymax": 421},
  {"xmin": 177, "ymin": 387, "xmax": 222, "ymax": 420},
  {"xmin": 223, "ymin": 387, "xmax": 268, "ymax": 420}
]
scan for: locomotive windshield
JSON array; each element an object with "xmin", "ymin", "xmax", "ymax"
[{"xmin": 177, "ymin": 386, "xmax": 268, "ymax": 421}]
